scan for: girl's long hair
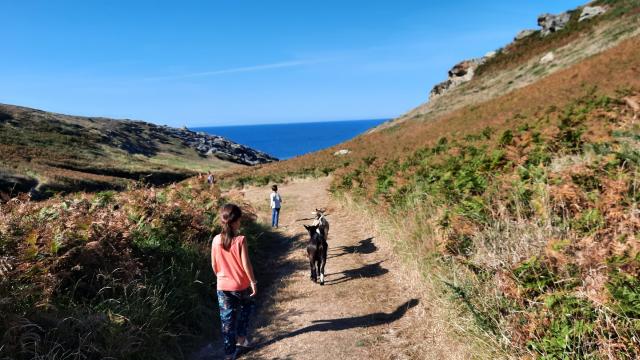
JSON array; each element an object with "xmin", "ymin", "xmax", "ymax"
[{"xmin": 220, "ymin": 203, "xmax": 242, "ymax": 251}]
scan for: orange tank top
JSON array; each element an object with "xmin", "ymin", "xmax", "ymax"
[{"xmin": 211, "ymin": 234, "xmax": 250, "ymax": 291}]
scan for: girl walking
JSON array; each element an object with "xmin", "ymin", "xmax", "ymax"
[{"xmin": 211, "ymin": 204, "xmax": 258, "ymax": 360}]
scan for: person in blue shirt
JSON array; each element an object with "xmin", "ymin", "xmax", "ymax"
[{"xmin": 270, "ymin": 185, "xmax": 282, "ymax": 228}]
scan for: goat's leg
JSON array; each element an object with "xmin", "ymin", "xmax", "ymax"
[
  {"xmin": 319, "ymin": 246, "xmax": 328, "ymax": 285},
  {"xmin": 309, "ymin": 256, "xmax": 317, "ymax": 283},
  {"xmin": 316, "ymin": 260, "xmax": 322, "ymax": 285}
]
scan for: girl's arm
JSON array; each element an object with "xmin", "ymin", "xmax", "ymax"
[
  {"xmin": 240, "ymin": 238, "xmax": 257, "ymax": 296},
  {"xmin": 211, "ymin": 243, "xmax": 217, "ymax": 275}
]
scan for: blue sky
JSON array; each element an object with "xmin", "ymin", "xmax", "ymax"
[{"xmin": 0, "ymin": 0, "xmax": 586, "ymax": 126}]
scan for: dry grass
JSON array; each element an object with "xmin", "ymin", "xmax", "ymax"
[
  {"xmin": 337, "ymin": 194, "xmax": 507, "ymax": 359},
  {"xmin": 0, "ymin": 176, "xmax": 275, "ymax": 359}
]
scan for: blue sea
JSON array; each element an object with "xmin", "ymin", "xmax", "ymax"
[{"xmin": 193, "ymin": 119, "xmax": 388, "ymax": 160}]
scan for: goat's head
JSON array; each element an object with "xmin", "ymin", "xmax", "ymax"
[
  {"xmin": 312, "ymin": 208, "xmax": 326, "ymax": 219},
  {"xmin": 304, "ymin": 224, "xmax": 320, "ymax": 237}
]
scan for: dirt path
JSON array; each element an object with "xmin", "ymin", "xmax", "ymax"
[{"xmin": 197, "ymin": 176, "xmax": 472, "ymax": 359}]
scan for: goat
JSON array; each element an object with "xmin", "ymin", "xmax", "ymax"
[
  {"xmin": 311, "ymin": 208, "xmax": 329, "ymax": 241},
  {"xmin": 304, "ymin": 224, "xmax": 327, "ymax": 285}
]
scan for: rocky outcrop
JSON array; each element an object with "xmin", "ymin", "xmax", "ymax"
[
  {"xmin": 334, "ymin": 149, "xmax": 350, "ymax": 156},
  {"xmin": 538, "ymin": 12, "xmax": 572, "ymax": 36},
  {"xmin": 158, "ymin": 126, "xmax": 278, "ymax": 165},
  {"xmin": 540, "ymin": 51, "xmax": 555, "ymax": 64},
  {"xmin": 515, "ymin": 29, "xmax": 537, "ymax": 41},
  {"xmin": 484, "ymin": 50, "xmax": 497, "ymax": 59},
  {"xmin": 429, "ymin": 58, "xmax": 486, "ymax": 100},
  {"xmin": 515, "ymin": 6, "xmax": 606, "ymax": 40},
  {"xmin": 579, "ymin": 6, "xmax": 607, "ymax": 22}
]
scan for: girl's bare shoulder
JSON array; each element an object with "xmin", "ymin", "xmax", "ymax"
[{"xmin": 211, "ymin": 233, "xmax": 222, "ymax": 245}]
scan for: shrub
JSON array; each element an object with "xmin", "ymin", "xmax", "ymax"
[
  {"xmin": 572, "ymin": 208, "xmax": 605, "ymax": 234},
  {"xmin": 513, "ymin": 257, "xmax": 557, "ymax": 297},
  {"xmin": 499, "ymin": 130, "xmax": 514, "ymax": 147},
  {"xmin": 528, "ymin": 294, "xmax": 598, "ymax": 358}
]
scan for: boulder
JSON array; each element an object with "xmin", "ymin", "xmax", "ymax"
[
  {"xmin": 334, "ymin": 149, "xmax": 350, "ymax": 156},
  {"xmin": 429, "ymin": 58, "xmax": 485, "ymax": 100},
  {"xmin": 579, "ymin": 6, "xmax": 607, "ymax": 22},
  {"xmin": 448, "ymin": 59, "xmax": 480, "ymax": 78},
  {"xmin": 429, "ymin": 80, "xmax": 452, "ymax": 99},
  {"xmin": 540, "ymin": 51, "xmax": 555, "ymax": 64},
  {"xmin": 484, "ymin": 50, "xmax": 497, "ymax": 59},
  {"xmin": 538, "ymin": 12, "xmax": 571, "ymax": 36},
  {"xmin": 515, "ymin": 29, "xmax": 536, "ymax": 41}
]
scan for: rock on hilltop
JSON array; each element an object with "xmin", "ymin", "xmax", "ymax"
[
  {"xmin": 150, "ymin": 125, "xmax": 277, "ymax": 166},
  {"xmin": 427, "ymin": 2, "xmax": 609, "ymax": 101},
  {"xmin": 429, "ymin": 55, "xmax": 494, "ymax": 100}
]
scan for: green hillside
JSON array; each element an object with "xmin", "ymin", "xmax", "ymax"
[{"xmin": 0, "ymin": 104, "xmax": 276, "ymax": 199}]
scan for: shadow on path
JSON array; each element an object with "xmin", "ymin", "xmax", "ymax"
[
  {"xmin": 254, "ymin": 299, "xmax": 419, "ymax": 350},
  {"xmin": 324, "ymin": 260, "xmax": 388, "ymax": 286},
  {"xmin": 250, "ymin": 227, "xmax": 307, "ymax": 326},
  {"xmin": 329, "ymin": 237, "xmax": 377, "ymax": 258}
]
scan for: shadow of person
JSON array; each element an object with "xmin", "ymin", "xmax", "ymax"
[
  {"xmin": 330, "ymin": 237, "xmax": 377, "ymax": 258},
  {"xmin": 254, "ymin": 299, "xmax": 419, "ymax": 350},
  {"xmin": 324, "ymin": 260, "xmax": 388, "ymax": 285}
]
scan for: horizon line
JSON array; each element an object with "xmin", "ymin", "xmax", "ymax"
[
  {"xmin": 188, "ymin": 117, "xmax": 392, "ymax": 128},
  {"xmin": 0, "ymin": 100, "xmax": 394, "ymax": 129}
]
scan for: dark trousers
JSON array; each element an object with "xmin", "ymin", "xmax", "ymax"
[
  {"xmin": 216, "ymin": 289, "xmax": 254, "ymax": 356},
  {"xmin": 271, "ymin": 207, "xmax": 280, "ymax": 227}
]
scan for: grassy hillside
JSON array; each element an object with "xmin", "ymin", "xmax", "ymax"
[
  {"xmin": 0, "ymin": 104, "xmax": 276, "ymax": 199},
  {"xmin": 220, "ymin": 1, "xmax": 640, "ymax": 357},
  {"xmin": 337, "ymin": 90, "xmax": 640, "ymax": 357},
  {"xmin": 385, "ymin": 0, "xmax": 640, "ymax": 131},
  {"xmin": 221, "ymin": 35, "xmax": 640, "ymax": 188}
]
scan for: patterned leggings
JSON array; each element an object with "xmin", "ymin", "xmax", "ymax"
[{"xmin": 217, "ymin": 289, "xmax": 255, "ymax": 356}]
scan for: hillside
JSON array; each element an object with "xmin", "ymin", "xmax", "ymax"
[
  {"xmin": 220, "ymin": 0, "xmax": 640, "ymax": 357},
  {"xmin": 0, "ymin": 177, "xmax": 274, "ymax": 359},
  {"xmin": 0, "ymin": 103, "xmax": 277, "ymax": 199},
  {"xmin": 380, "ymin": 0, "xmax": 640, "ymax": 131},
  {"xmin": 220, "ymin": 0, "xmax": 639, "ymax": 185}
]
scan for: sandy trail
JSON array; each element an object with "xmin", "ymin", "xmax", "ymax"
[
  {"xmin": 241, "ymin": 177, "xmax": 432, "ymax": 360},
  {"xmin": 198, "ymin": 176, "xmax": 468, "ymax": 359}
]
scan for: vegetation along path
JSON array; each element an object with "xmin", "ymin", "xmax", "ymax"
[{"xmin": 208, "ymin": 177, "xmax": 474, "ymax": 359}]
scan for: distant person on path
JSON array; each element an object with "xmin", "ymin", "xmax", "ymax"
[
  {"xmin": 270, "ymin": 184, "xmax": 282, "ymax": 228},
  {"xmin": 211, "ymin": 204, "xmax": 258, "ymax": 360}
]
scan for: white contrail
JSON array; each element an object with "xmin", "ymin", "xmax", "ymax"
[{"xmin": 146, "ymin": 60, "xmax": 319, "ymax": 81}]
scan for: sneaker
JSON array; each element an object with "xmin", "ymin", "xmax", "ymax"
[{"xmin": 236, "ymin": 338, "xmax": 254, "ymax": 348}]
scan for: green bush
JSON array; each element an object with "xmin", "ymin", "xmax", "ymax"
[
  {"xmin": 608, "ymin": 269, "xmax": 640, "ymax": 319},
  {"xmin": 513, "ymin": 257, "xmax": 557, "ymax": 297},
  {"xmin": 528, "ymin": 294, "xmax": 598, "ymax": 358},
  {"xmin": 572, "ymin": 209, "xmax": 605, "ymax": 234},
  {"xmin": 499, "ymin": 130, "xmax": 514, "ymax": 147}
]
